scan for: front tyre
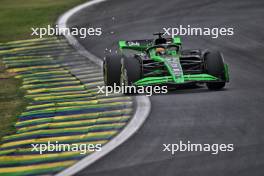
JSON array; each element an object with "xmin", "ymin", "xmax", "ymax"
[
  {"xmin": 205, "ymin": 51, "xmax": 226, "ymax": 90},
  {"xmin": 120, "ymin": 57, "xmax": 142, "ymax": 86},
  {"xmin": 103, "ymin": 55, "xmax": 122, "ymax": 86}
]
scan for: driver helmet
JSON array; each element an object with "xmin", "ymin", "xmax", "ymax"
[{"xmin": 156, "ymin": 47, "xmax": 165, "ymax": 55}]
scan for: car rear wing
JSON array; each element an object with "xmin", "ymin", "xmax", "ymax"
[
  {"xmin": 119, "ymin": 37, "xmax": 181, "ymax": 51},
  {"xmin": 119, "ymin": 39, "xmax": 153, "ymax": 51}
]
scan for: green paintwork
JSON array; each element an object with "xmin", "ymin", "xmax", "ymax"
[
  {"xmin": 118, "ymin": 41, "xmax": 126, "ymax": 48},
  {"xmin": 172, "ymin": 37, "xmax": 181, "ymax": 45},
  {"xmin": 118, "ymin": 36, "xmax": 228, "ymax": 86},
  {"xmin": 119, "ymin": 40, "xmax": 148, "ymax": 51},
  {"xmin": 148, "ymin": 48, "xmax": 184, "ymax": 83},
  {"xmin": 224, "ymin": 63, "xmax": 230, "ymax": 82},
  {"xmin": 134, "ymin": 74, "xmax": 218, "ymax": 86}
]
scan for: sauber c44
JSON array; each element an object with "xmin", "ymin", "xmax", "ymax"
[{"xmin": 103, "ymin": 33, "xmax": 229, "ymax": 90}]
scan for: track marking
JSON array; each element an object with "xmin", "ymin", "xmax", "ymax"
[{"xmin": 55, "ymin": 0, "xmax": 151, "ymax": 175}]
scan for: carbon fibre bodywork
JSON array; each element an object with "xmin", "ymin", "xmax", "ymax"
[{"xmin": 118, "ymin": 36, "xmax": 229, "ymax": 86}]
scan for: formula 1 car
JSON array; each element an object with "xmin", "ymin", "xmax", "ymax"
[{"xmin": 103, "ymin": 33, "xmax": 229, "ymax": 90}]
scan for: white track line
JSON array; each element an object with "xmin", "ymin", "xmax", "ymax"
[{"xmin": 55, "ymin": 0, "xmax": 151, "ymax": 175}]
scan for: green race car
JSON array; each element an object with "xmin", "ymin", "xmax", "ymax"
[{"xmin": 103, "ymin": 33, "xmax": 229, "ymax": 90}]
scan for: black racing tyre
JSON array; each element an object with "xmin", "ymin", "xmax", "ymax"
[
  {"xmin": 204, "ymin": 51, "xmax": 226, "ymax": 90},
  {"xmin": 120, "ymin": 57, "xmax": 142, "ymax": 86},
  {"xmin": 103, "ymin": 54, "xmax": 122, "ymax": 86}
]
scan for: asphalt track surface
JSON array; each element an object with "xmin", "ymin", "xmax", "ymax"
[{"xmin": 67, "ymin": 0, "xmax": 264, "ymax": 175}]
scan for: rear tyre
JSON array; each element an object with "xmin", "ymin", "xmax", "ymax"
[
  {"xmin": 103, "ymin": 55, "xmax": 122, "ymax": 86},
  {"xmin": 205, "ymin": 51, "xmax": 226, "ymax": 90}
]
